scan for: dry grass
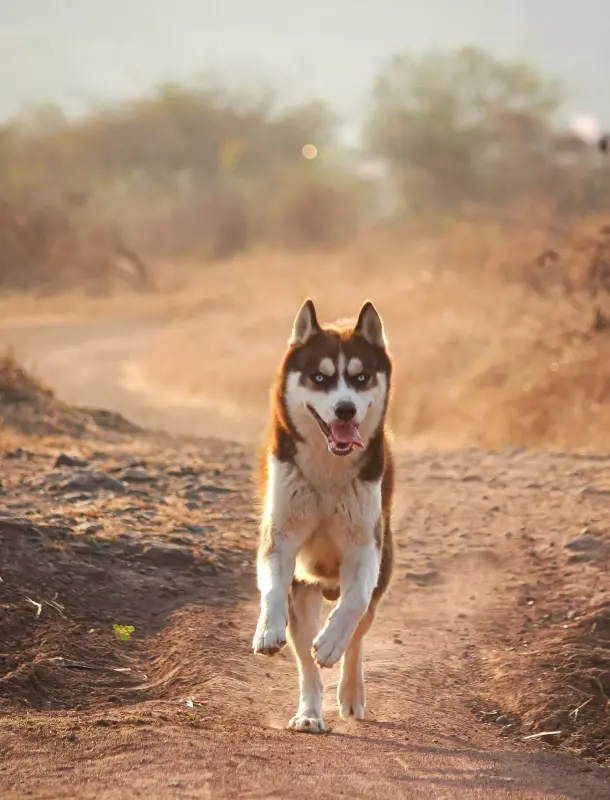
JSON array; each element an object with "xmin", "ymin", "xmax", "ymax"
[
  {"xmin": 0, "ymin": 347, "xmax": 142, "ymax": 445},
  {"xmin": 0, "ymin": 347, "xmax": 52, "ymax": 405},
  {"xmin": 3, "ymin": 212, "xmax": 610, "ymax": 451},
  {"xmin": 0, "ymin": 200, "xmax": 153, "ymax": 294},
  {"xmin": 126, "ymin": 217, "xmax": 610, "ymax": 451},
  {"xmin": 0, "ymin": 348, "xmax": 50, "ymax": 452}
]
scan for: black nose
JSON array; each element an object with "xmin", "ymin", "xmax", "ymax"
[{"xmin": 335, "ymin": 401, "xmax": 357, "ymax": 421}]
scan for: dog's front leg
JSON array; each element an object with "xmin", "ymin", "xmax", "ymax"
[
  {"xmin": 253, "ymin": 526, "xmax": 305, "ymax": 656},
  {"xmin": 312, "ymin": 539, "xmax": 379, "ymax": 669}
]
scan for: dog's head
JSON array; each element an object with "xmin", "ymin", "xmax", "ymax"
[{"xmin": 278, "ymin": 299, "xmax": 391, "ymax": 457}]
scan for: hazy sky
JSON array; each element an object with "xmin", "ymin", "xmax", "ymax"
[{"xmin": 2, "ymin": 1, "xmax": 609, "ymax": 127}]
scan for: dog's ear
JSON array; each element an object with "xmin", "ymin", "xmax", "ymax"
[
  {"xmin": 355, "ymin": 301, "xmax": 387, "ymax": 349},
  {"xmin": 289, "ymin": 299, "xmax": 320, "ymax": 346}
]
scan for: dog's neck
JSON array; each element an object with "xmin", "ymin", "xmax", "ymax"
[{"xmin": 293, "ymin": 435, "xmax": 363, "ymax": 490}]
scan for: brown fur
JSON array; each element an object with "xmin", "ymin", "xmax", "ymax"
[
  {"xmin": 252, "ymin": 300, "xmax": 396, "ymax": 729},
  {"xmin": 257, "ymin": 313, "xmax": 394, "ymax": 608}
]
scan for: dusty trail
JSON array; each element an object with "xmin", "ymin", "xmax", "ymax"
[
  {"xmin": 0, "ymin": 315, "xmax": 257, "ymax": 442},
  {"xmin": 1, "ymin": 317, "xmax": 609, "ymax": 798}
]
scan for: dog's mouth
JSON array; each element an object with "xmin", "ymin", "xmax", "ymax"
[{"xmin": 306, "ymin": 404, "xmax": 364, "ymax": 456}]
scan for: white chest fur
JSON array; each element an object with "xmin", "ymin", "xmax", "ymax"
[{"xmin": 265, "ymin": 450, "xmax": 382, "ymax": 567}]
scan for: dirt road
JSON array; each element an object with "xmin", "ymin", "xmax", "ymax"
[
  {"xmin": 0, "ymin": 315, "xmax": 255, "ymax": 441},
  {"xmin": 1, "ymin": 317, "xmax": 609, "ymax": 798}
]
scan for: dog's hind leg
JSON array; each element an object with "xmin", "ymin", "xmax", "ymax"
[
  {"xmin": 287, "ymin": 580, "xmax": 327, "ymax": 733},
  {"xmin": 338, "ymin": 526, "xmax": 393, "ymax": 720},
  {"xmin": 337, "ymin": 604, "xmax": 376, "ymax": 720}
]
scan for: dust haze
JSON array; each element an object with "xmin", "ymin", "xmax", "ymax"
[
  {"xmin": 3, "ymin": 1, "xmax": 610, "ymax": 123},
  {"xmin": 1, "ymin": 6, "xmax": 610, "ymax": 798}
]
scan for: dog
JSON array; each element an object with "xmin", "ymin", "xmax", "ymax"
[{"xmin": 252, "ymin": 298, "xmax": 394, "ymax": 733}]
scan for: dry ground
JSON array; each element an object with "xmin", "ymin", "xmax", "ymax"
[
  {"xmin": 1, "ymin": 231, "xmax": 610, "ymax": 797},
  {"xmin": 1, "ymin": 381, "xmax": 610, "ymax": 798},
  {"xmin": 5, "ymin": 218, "xmax": 608, "ymax": 452}
]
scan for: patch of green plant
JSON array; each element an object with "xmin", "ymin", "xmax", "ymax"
[{"xmin": 113, "ymin": 623, "xmax": 135, "ymax": 642}]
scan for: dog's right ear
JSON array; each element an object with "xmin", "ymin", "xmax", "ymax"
[{"xmin": 288, "ymin": 299, "xmax": 320, "ymax": 346}]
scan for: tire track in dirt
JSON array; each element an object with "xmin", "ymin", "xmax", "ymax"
[{"xmin": 1, "ymin": 318, "xmax": 609, "ymax": 798}]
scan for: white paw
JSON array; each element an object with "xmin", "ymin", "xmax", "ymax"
[
  {"xmin": 289, "ymin": 713, "xmax": 329, "ymax": 734},
  {"xmin": 311, "ymin": 628, "xmax": 349, "ymax": 669},
  {"xmin": 252, "ymin": 621, "xmax": 286, "ymax": 656},
  {"xmin": 338, "ymin": 679, "xmax": 365, "ymax": 720}
]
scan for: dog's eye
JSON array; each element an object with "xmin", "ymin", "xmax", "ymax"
[
  {"xmin": 313, "ymin": 373, "xmax": 325, "ymax": 384},
  {"xmin": 356, "ymin": 373, "xmax": 368, "ymax": 384}
]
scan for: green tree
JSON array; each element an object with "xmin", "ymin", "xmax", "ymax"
[{"xmin": 365, "ymin": 46, "xmax": 564, "ymax": 213}]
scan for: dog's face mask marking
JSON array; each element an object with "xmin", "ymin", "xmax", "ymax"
[{"xmin": 283, "ymin": 300, "xmax": 390, "ymax": 457}]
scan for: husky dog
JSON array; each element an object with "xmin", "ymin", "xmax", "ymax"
[{"xmin": 252, "ymin": 299, "xmax": 394, "ymax": 733}]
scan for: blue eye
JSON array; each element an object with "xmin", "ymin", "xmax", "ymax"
[
  {"xmin": 356, "ymin": 373, "xmax": 367, "ymax": 383},
  {"xmin": 314, "ymin": 373, "xmax": 325, "ymax": 383}
]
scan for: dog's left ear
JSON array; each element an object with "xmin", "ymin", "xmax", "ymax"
[
  {"xmin": 355, "ymin": 301, "xmax": 387, "ymax": 349},
  {"xmin": 288, "ymin": 298, "xmax": 320, "ymax": 346}
]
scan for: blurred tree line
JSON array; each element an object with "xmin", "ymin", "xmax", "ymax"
[
  {"xmin": 365, "ymin": 46, "xmax": 608, "ymax": 217},
  {"xmin": 0, "ymin": 80, "xmax": 365, "ymax": 268},
  {"xmin": 0, "ymin": 46, "xmax": 609, "ymax": 291}
]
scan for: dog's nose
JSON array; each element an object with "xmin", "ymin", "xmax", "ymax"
[{"xmin": 334, "ymin": 401, "xmax": 357, "ymax": 421}]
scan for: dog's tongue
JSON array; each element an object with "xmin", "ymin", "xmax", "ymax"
[{"xmin": 329, "ymin": 421, "xmax": 363, "ymax": 448}]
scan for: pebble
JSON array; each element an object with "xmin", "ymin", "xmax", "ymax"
[
  {"xmin": 564, "ymin": 535, "xmax": 607, "ymax": 554},
  {"xmin": 142, "ymin": 542, "xmax": 195, "ymax": 567},
  {"xmin": 55, "ymin": 453, "xmax": 90, "ymax": 469},
  {"xmin": 182, "ymin": 524, "xmax": 217, "ymax": 535},
  {"xmin": 0, "ymin": 514, "xmax": 41, "ymax": 537},
  {"xmin": 59, "ymin": 470, "xmax": 125, "ymax": 494},
  {"xmin": 122, "ymin": 468, "xmax": 154, "ymax": 484}
]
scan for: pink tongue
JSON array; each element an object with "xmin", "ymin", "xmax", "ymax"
[{"xmin": 329, "ymin": 421, "xmax": 363, "ymax": 448}]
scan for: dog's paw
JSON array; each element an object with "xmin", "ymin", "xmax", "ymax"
[
  {"xmin": 288, "ymin": 713, "xmax": 329, "ymax": 734},
  {"xmin": 311, "ymin": 628, "xmax": 348, "ymax": 669},
  {"xmin": 252, "ymin": 623, "xmax": 287, "ymax": 656},
  {"xmin": 338, "ymin": 678, "xmax": 365, "ymax": 720}
]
